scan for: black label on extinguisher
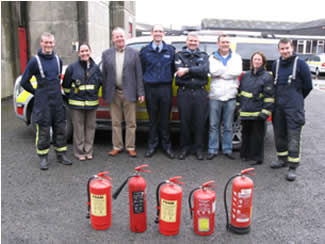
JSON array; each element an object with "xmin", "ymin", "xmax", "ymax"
[{"xmin": 132, "ymin": 191, "xmax": 145, "ymax": 214}]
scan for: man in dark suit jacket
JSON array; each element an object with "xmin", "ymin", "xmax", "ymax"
[{"xmin": 102, "ymin": 27, "xmax": 144, "ymax": 157}]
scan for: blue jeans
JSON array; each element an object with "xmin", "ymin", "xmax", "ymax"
[{"xmin": 208, "ymin": 99, "xmax": 236, "ymax": 154}]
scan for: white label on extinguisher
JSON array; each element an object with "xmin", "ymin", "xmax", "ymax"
[
  {"xmin": 91, "ymin": 193, "xmax": 107, "ymax": 217},
  {"xmin": 160, "ymin": 199, "xmax": 177, "ymax": 223},
  {"xmin": 239, "ymin": 189, "xmax": 252, "ymax": 198}
]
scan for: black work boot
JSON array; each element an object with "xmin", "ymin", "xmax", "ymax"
[
  {"xmin": 40, "ymin": 155, "xmax": 49, "ymax": 170},
  {"xmin": 56, "ymin": 152, "xmax": 72, "ymax": 165},
  {"xmin": 270, "ymin": 159, "xmax": 287, "ymax": 169},
  {"xmin": 286, "ymin": 167, "xmax": 296, "ymax": 181}
]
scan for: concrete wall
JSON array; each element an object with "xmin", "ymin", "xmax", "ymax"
[
  {"xmin": 1, "ymin": 2, "xmax": 21, "ymax": 99},
  {"xmin": 26, "ymin": 1, "xmax": 79, "ymax": 65},
  {"xmin": 88, "ymin": 1, "xmax": 110, "ymax": 59}
]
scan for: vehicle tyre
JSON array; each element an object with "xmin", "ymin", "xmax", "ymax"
[{"xmin": 315, "ymin": 68, "xmax": 320, "ymax": 78}]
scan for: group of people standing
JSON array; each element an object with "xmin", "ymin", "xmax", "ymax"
[{"xmin": 21, "ymin": 24, "xmax": 312, "ymax": 181}]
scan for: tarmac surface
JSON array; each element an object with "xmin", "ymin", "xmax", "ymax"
[{"xmin": 2, "ymin": 80, "xmax": 325, "ymax": 244}]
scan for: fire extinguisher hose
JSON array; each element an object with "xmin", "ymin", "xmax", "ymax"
[
  {"xmin": 112, "ymin": 176, "xmax": 132, "ymax": 200},
  {"xmin": 188, "ymin": 187, "xmax": 200, "ymax": 219},
  {"xmin": 224, "ymin": 174, "xmax": 240, "ymax": 231},
  {"xmin": 86, "ymin": 175, "xmax": 97, "ymax": 219},
  {"xmin": 155, "ymin": 181, "xmax": 166, "ymax": 224}
]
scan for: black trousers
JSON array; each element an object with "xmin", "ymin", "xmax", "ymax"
[
  {"xmin": 144, "ymin": 83, "xmax": 172, "ymax": 151},
  {"xmin": 36, "ymin": 109, "xmax": 67, "ymax": 157},
  {"xmin": 240, "ymin": 119, "xmax": 265, "ymax": 162},
  {"xmin": 177, "ymin": 87, "xmax": 208, "ymax": 152},
  {"xmin": 272, "ymin": 104, "xmax": 304, "ymax": 168}
]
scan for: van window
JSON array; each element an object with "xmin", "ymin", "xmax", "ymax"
[
  {"xmin": 236, "ymin": 43, "xmax": 278, "ymax": 60},
  {"xmin": 127, "ymin": 42, "xmax": 148, "ymax": 51}
]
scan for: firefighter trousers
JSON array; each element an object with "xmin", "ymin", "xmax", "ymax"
[
  {"xmin": 240, "ymin": 119, "xmax": 265, "ymax": 162},
  {"xmin": 272, "ymin": 105, "xmax": 304, "ymax": 168}
]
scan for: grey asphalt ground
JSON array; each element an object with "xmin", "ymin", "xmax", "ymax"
[{"xmin": 2, "ymin": 80, "xmax": 325, "ymax": 244}]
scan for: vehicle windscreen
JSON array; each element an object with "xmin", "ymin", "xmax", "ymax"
[
  {"xmin": 172, "ymin": 42, "xmax": 216, "ymax": 55},
  {"xmin": 127, "ymin": 42, "xmax": 148, "ymax": 51},
  {"xmin": 236, "ymin": 43, "xmax": 278, "ymax": 71}
]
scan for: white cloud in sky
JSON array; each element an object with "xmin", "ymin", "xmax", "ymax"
[{"xmin": 136, "ymin": 0, "xmax": 325, "ymax": 29}]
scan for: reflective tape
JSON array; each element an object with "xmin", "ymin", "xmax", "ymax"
[
  {"xmin": 54, "ymin": 146, "xmax": 67, "ymax": 152},
  {"xmin": 277, "ymin": 151, "xmax": 288, "ymax": 156},
  {"xmin": 68, "ymin": 99, "xmax": 99, "ymax": 106},
  {"xmin": 240, "ymin": 111, "xmax": 259, "ymax": 117},
  {"xmin": 63, "ymin": 88, "xmax": 71, "ymax": 93},
  {"xmin": 262, "ymin": 109, "xmax": 272, "ymax": 116},
  {"xmin": 264, "ymin": 98, "xmax": 275, "ymax": 103},
  {"xmin": 240, "ymin": 91, "xmax": 253, "ymax": 98},
  {"xmin": 35, "ymin": 124, "xmax": 49, "ymax": 155}
]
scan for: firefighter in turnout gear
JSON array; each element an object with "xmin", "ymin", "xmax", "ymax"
[
  {"xmin": 239, "ymin": 51, "xmax": 274, "ymax": 165},
  {"xmin": 174, "ymin": 33, "xmax": 209, "ymax": 160},
  {"xmin": 20, "ymin": 32, "xmax": 72, "ymax": 170},
  {"xmin": 271, "ymin": 38, "xmax": 312, "ymax": 181}
]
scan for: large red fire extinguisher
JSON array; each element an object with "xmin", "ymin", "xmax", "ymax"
[
  {"xmin": 188, "ymin": 180, "xmax": 216, "ymax": 236},
  {"xmin": 87, "ymin": 171, "xmax": 112, "ymax": 230},
  {"xmin": 224, "ymin": 168, "xmax": 255, "ymax": 234},
  {"xmin": 112, "ymin": 164, "xmax": 151, "ymax": 232},
  {"xmin": 155, "ymin": 176, "xmax": 184, "ymax": 236}
]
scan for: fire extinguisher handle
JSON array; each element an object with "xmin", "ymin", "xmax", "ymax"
[
  {"xmin": 202, "ymin": 180, "xmax": 216, "ymax": 188},
  {"xmin": 169, "ymin": 176, "xmax": 184, "ymax": 185},
  {"xmin": 97, "ymin": 171, "xmax": 112, "ymax": 181},
  {"xmin": 241, "ymin": 168, "xmax": 255, "ymax": 176},
  {"xmin": 135, "ymin": 164, "xmax": 151, "ymax": 173}
]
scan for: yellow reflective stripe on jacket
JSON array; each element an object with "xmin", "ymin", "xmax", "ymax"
[
  {"xmin": 68, "ymin": 99, "xmax": 99, "ymax": 106},
  {"xmin": 240, "ymin": 91, "xmax": 253, "ymax": 98},
  {"xmin": 63, "ymin": 88, "xmax": 70, "ymax": 93},
  {"xmin": 264, "ymin": 98, "xmax": 275, "ymax": 103},
  {"xmin": 262, "ymin": 109, "xmax": 272, "ymax": 116},
  {"xmin": 71, "ymin": 84, "xmax": 95, "ymax": 90},
  {"xmin": 54, "ymin": 146, "xmax": 67, "ymax": 152},
  {"xmin": 79, "ymin": 85, "xmax": 95, "ymax": 90},
  {"xmin": 240, "ymin": 111, "xmax": 259, "ymax": 117},
  {"xmin": 35, "ymin": 124, "xmax": 50, "ymax": 155},
  {"xmin": 277, "ymin": 151, "xmax": 288, "ymax": 156}
]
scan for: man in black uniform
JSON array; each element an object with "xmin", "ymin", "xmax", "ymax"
[
  {"xmin": 271, "ymin": 38, "xmax": 312, "ymax": 181},
  {"xmin": 174, "ymin": 33, "xmax": 209, "ymax": 160},
  {"xmin": 21, "ymin": 32, "xmax": 72, "ymax": 170}
]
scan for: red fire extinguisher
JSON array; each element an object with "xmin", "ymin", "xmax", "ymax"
[
  {"xmin": 155, "ymin": 176, "xmax": 184, "ymax": 236},
  {"xmin": 224, "ymin": 168, "xmax": 255, "ymax": 234},
  {"xmin": 112, "ymin": 164, "xmax": 151, "ymax": 232},
  {"xmin": 188, "ymin": 180, "xmax": 216, "ymax": 235},
  {"xmin": 86, "ymin": 171, "xmax": 112, "ymax": 230}
]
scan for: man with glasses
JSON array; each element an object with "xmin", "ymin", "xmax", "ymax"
[{"xmin": 140, "ymin": 24, "xmax": 175, "ymax": 159}]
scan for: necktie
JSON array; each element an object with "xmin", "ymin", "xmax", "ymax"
[{"xmin": 156, "ymin": 47, "xmax": 159, "ymax": 53}]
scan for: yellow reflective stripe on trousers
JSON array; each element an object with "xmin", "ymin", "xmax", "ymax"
[
  {"xmin": 288, "ymin": 126, "xmax": 304, "ymax": 163},
  {"xmin": 240, "ymin": 111, "xmax": 259, "ymax": 117},
  {"xmin": 54, "ymin": 146, "xmax": 67, "ymax": 152},
  {"xmin": 262, "ymin": 109, "xmax": 272, "ymax": 116},
  {"xmin": 68, "ymin": 99, "xmax": 99, "ymax": 106},
  {"xmin": 277, "ymin": 151, "xmax": 288, "ymax": 156},
  {"xmin": 35, "ymin": 124, "xmax": 50, "ymax": 155},
  {"xmin": 264, "ymin": 98, "xmax": 275, "ymax": 103}
]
